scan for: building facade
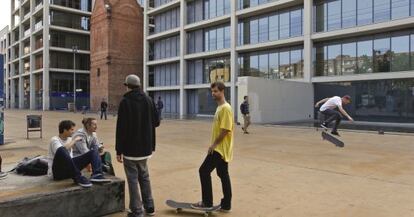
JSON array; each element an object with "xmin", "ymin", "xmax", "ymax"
[
  {"xmin": 6, "ymin": 0, "xmax": 92, "ymax": 110},
  {"xmin": 90, "ymin": 0, "xmax": 144, "ymax": 112},
  {"xmin": 144, "ymin": 0, "xmax": 414, "ymax": 123},
  {"xmin": 1, "ymin": 26, "xmax": 9, "ymax": 96}
]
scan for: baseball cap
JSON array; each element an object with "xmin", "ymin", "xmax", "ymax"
[{"xmin": 343, "ymin": 95, "xmax": 351, "ymax": 102}]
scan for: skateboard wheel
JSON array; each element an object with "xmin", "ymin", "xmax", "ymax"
[{"xmin": 176, "ymin": 208, "xmax": 182, "ymax": 213}]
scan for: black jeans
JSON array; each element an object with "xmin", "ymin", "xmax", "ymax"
[
  {"xmin": 52, "ymin": 147, "xmax": 103, "ymax": 181},
  {"xmin": 199, "ymin": 151, "xmax": 232, "ymax": 209},
  {"xmin": 321, "ymin": 109, "xmax": 343, "ymax": 132},
  {"xmin": 101, "ymin": 110, "xmax": 107, "ymax": 120}
]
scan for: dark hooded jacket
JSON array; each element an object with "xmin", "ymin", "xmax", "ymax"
[{"xmin": 115, "ymin": 89, "xmax": 160, "ymax": 157}]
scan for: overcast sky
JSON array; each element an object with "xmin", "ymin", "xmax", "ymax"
[{"xmin": 0, "ymin": 1, "xmax": 11, "ymax": 31}]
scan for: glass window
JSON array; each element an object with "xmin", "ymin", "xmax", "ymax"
[
  {"xmin": 315, "ymin": 1, "xmax": 327, "ymax": 32},
  {"xmin": 224, "ymin": 26, "xmax": 231, "ymax": 48},
  {"xmin": 290, "ymin": 9, "xmax": 302, "ymax": 37},
  {"xmin": 209, "ymin": 0, "xmax": 216, "ymax": 18},
  {"xmin": 411, "ymin": 34, "xmax": 414, "ymax": 70},
  {"xmin": 209, "ymin": 29, "xmax": 217, "ymax": 51},
  {"xmin": 327, "ymin": 44, "xmax": 341, "ymax": 76},
  {"xmin": 269, "ymin": 14, "xmax": 279, "ymax": 41},
  {"xmin": 259, "ymin": 17, "xmax": 269, "ymax": 43},
  {"xmin": 279, "ymin": 51, "xmax": 290, "ymax": 79},
  {"xmin": 391, "ymin": 0, "xmax": 410, "ymax": 20},
  {"xmin": 250, "ymin": 0, "xmax": 258, "ymax": 8},
  {"xmin": 250, "ymin": 18, "xmax": 259, "ymax": 44},
  {"xmin": 357, "ymin": 39, "xmax": 373, "ymax": 74},
  {"xmin": 217, "ymin": 0, "xmax": 224, "ymax": 17},
  {"xmin": 315, "ymin": 45, "xmax": 327, "ymax": 76},
  {"xmin": 373, "ymin": 36, "xmax": 391, "ymax": 72},
  {"xmin": 279, "ymin": 12, "xmax": 290, "ymax": 39},
  {"xmin": 342, "ymin": 42, "xmax": 357, "ymax": 75},
  {"xmin": 391, "ymin": 34, "xmax": 410, "ymax": 71},
  {"xmin": 204, "ymin": 0, "xmax": 209, "ymax": 20},
  {"xmin": 224, "ymin": 0, "xmax": 230, "ymax": 14},
  {"xmin": 290, "ymin": 49, "xmax": 303, "ymax": 78},
  {"xmin": 412, "ymin": 0, "xmax": 414, "ymax": 16},
  {"xmin": 327, "ymin": 0, "xmax": 341, "ymax": 31},
  {"xmin": 269, "ymin": 52, "xmax": 279, "ymax": 79},
  {"xmin": 204, "ymin": 30, "xmax": 209, "ymax": 51},
  {"xmin": 374, "ymin": 0, "xmax": 390, "ymax": 23},
  {"xmin": 342, "ymin": 0, "xmax": 356, "ymax": 28},
  {"xmin": 357, "ymin": 0, "xmax": 373, "ymax": 26},
  {"xmin": 217, "ymin": 27, "xmax": 224, "ymax": 50},
  {"xmin": 250, "ymin": 53, "xmax": 259, "ymax": 76},
  {"xmin": 259, "ymin": 53, "xmax": 269, "ymax": 78}
]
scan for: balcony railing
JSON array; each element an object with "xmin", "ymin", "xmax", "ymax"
[
  {"xmin": 35, "ymin": 2, "xmax": 43, "ymax": 11},
  {"xmin": 24, "ymin": 29, "xmax": 31, "ymax": 37},
  {"xmin": 34, "ymin": 21, "xmax": 43, "ymax": 31}
]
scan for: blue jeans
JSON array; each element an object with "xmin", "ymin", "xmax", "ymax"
[{"xmin": 52, "ymin": 146, "xmax": 103, "ymax": 180}]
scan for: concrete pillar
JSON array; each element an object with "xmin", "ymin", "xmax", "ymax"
[
  {"xmin": 143, "ymin": 1, "xmax": 148, "ymax": 93},
  {"xmin": 29, "ymin": 0, "xmax": 35, "ymax": 110},
  {"xmin": 303, "ymin": 0, "xmax": 313, "ymax": 83},
  {"xmin": 230, "ymin": 0, "xmax": 238, "ymax": 117},
  {"xmin": 179, "ymin": 0, "xmax": 187, "ymax": 119},
  {"xmin": 10, "ymin": 79, "xmax": 15, "ymax": 108},
  {"xmin": 42, "ymin": 2, "xmax": 50, "ymax": 110}
]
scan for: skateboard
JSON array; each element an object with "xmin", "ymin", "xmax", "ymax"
[
  {"xmin": 166, "ymin": 200, "xmax": 220, "ymax": 216},
  {"xmin": 321, "ymin": 131, "xmax": 344, "ymax": 148}
]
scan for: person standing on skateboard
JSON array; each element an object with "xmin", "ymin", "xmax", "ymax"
[
  {"xmin": 315, "ymin": 95, "xmax": 354, "ymax": 136},
  {"xmin": 191, "ymin": 81, "xmax": 234, "ymax": 212}
]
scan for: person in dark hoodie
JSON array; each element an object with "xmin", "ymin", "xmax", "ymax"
[{"xmin": 116, "ymin": 74, "xmax": 160, "ymax": 217}]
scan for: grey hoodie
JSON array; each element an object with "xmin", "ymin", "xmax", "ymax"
[{"xmin": 72, "ymin": 128, "xmax": 102, "ymax": 157}]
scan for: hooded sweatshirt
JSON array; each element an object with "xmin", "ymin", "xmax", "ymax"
[
  {"xmin": 115, "ymin": 89, "xmax": 160, "ymax": 159},
  {"xmin": 72, "ymin": 128, "xmax": 102, "ymax": 157}
]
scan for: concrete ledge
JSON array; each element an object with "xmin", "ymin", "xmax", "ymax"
[{"xmin": 0, "ymin": 170, "xmax": 125, "ymax": 217}]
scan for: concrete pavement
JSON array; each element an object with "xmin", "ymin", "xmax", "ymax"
[{"xmin": 1, "ymin": 110, "xmax": 414, "ymax": 217}]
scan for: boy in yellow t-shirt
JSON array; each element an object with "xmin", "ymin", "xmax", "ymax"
[{"xmin": 191, "ymin": 81, "xmax": 234, "ymax": 212}]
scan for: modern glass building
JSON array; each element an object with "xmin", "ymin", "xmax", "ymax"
[
  {"xmin": 144, "ymin": 0, "xmax": 414, "ymax": 122},
  {"xmin": 5, "ymin": 0, "xmax": 92, "ymax": 110}
]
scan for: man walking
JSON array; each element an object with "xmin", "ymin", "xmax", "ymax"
[
  {"xmin": 315, "ymin": 95, "xmax": 354, "ymax": 136},
  {"xmin": 156, "ymin": 96, "xmax": 164, "ymax": 120},
  {"xmin": 191, "ymin": 81, "xmax": 233, "ymax": 212},
  {"xmin": 116, "ymin": 74, "xmax": 160, "ymax": 217},
  {"xmin": 100, "ymin": 98, "xmax": 108, "ymax": 120},
  {"xmin": 240, "ymin": 96, "xmax": 251, "ymax": 134}
]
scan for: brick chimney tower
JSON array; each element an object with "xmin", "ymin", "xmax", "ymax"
[{"xmin": 90, "ymin": 0, "xmax": 144, "ymax": 112}]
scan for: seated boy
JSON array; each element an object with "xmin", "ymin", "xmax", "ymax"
[{"xmin": 47, "ymin": 120, "xmax": 110, "ymax": 187}]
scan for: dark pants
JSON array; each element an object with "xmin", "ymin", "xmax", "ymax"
[
  {"xmin": 0, "ymin": 154, "xmax": 2, "ymax": 172},
  {"xmin": 199, "ymin": 151, "xmax": 232, "ymax": 209},
  {"xmin": 101, "ymin": 110, "xmax": 107, "ymax": 120},
  {"xmin": 52, "ymin": 147, "xmax": 103, "ymax": 181},
  {"xmin": 321, "ymin": 109, "xmax": 342, "ymax": 132}
]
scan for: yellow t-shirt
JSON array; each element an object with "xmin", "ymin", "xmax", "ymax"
[{"xmin": 212, "ymin": 102, "xmax": 234, "ymax": 162}]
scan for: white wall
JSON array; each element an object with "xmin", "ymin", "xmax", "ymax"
[{"xmin": 237, "ymin": 76, "xmax": 314, "ymax": 124}]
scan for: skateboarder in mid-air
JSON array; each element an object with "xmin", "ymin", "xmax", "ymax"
[
  {"xmin": 315, "ymin": 95, "xmax": 354, "ymax": 136},
  {"xmin": 191, "ymin": 81, "xmax": 233, "ymax": 213}
]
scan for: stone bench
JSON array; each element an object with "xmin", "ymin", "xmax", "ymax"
[{"xmin": 0, "ymin": 165, "xmax": 125, "ymax": 217}]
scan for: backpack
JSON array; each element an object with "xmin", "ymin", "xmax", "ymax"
[{"xmin": 11, "ymin": 155, "xmax": 48, "ymax": 176}]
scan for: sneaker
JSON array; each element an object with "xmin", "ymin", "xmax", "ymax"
[
  {"xmin": 331, "ymin": 131, "xmax": 340, "ymax": 137},
  {"xmin": 0, "ymin": 172, "xmax": 8, "ymax": 180},
  {"xmin": 90, "ymin": 173, "xmax": 111, "ymax": 183},
  {"xmin": 75, "ymin": 176, "xmax": 92, "ymax": 188},
  {"xmin": 145, "ymin": 207, "xmax": 155, "ymax": 216},
  {"xmin": 191, "ymin": 201, "xmax": 213, "ymax": 210},
  {"xmin": 320, "ymin": 123, "xmax": 328, "ymax": 130}
]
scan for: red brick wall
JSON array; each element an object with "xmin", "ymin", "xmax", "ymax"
[{"xmin": 90, "ymin": 0, "xmax": 144, "ymax": 112}]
